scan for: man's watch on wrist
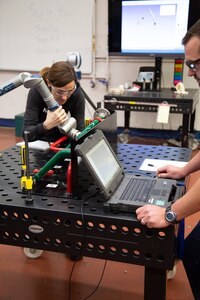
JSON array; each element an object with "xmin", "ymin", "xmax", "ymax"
[{"xmin": 165, "ymin": 204, "xmax": 178, "ymax": 224}]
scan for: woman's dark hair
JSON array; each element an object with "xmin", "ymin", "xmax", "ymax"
[{"xmin": 40, "ymin": 61, "xmax": 76, "ymax": 87}]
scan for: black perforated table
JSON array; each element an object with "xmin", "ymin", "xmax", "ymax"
[
  {"xmin": 104, "ymin": 88, "xmax": 199, "ymax": 147},
  {"xmin": 0, "ymin": 143, "xmax": 191, "ymax": 299}
]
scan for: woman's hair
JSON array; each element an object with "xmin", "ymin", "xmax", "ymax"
[{"xmin": 40, "ymin": 61, "xmax": 76, "ymax": 87}]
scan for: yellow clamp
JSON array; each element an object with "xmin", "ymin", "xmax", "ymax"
[{"xmin": 21, "ymin": 176, "xmax": 33, "ymax": 190}]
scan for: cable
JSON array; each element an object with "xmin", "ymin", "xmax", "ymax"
[
  {"xmin": 67, "ymin": 260, "xmax": 78, "ymax": 300},
  {"xmin": 125, "ymin": 170, "xmax": 156, "ymax": 177},
  {"xmin": 79, "ymin": 192, "xmax": 108, "ymax": 300},
  {"xmin": 67, "ymin": 191, "xmax": 107, "ymax": 300},
  {"xmin": 82, "ymin": 260, "xmax": 108, "ymax": 300},
  {"xmin": 67, "ymin": 194, "xmax": 87, "ymax": 300},
  {"xmin": 67, "ymin": 256, "xmax": 108, "ymax": 300}
]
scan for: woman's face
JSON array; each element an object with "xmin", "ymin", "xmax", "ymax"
[{"xmin": 50, "ymin": 80, "xmax": 76, "ymax": 105}]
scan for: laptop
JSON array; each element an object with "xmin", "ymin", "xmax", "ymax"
[{"xmin": 75, "ymin": 130, "xmax": 178, "ymax": 213}]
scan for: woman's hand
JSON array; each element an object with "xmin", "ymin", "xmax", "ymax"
[{"xmin": 43, "ymin": 106, "xmax": 68, "ymax": 130}]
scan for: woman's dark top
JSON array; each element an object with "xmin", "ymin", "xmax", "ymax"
[{"xmin": 23, "ymin": 82, "xmax": 85, "ymax": 142}]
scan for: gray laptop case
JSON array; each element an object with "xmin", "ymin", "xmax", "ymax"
[{"xmin": 75, "ymin": 130, "xmax": 177, "ymax": 213}]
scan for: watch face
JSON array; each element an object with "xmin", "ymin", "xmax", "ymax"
[
  {"xmin": 166, "ymin": 211, "xmax": 176, "ymax": 223},
  {"xmin": 166, "ymin": 211, "xmax": 174, "ymax": 222}
]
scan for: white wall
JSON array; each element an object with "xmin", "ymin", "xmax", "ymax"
[{"xmin": 0, "ymin": 0, "xmax": 199, "ymax": 130}]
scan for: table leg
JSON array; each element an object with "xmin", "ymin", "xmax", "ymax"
[
  {"xmin": 144, "ymin": 267, "xmax": 166, "ymax": 300},
  {"xmin": 190, "ymin": 110, "xmax": 196, "ymax": 133},
  {"xmin": 181, "ymin": 114, "xmax": 189, "ymax": 148},
  {"xmin": 124, "ymin": 111, "xmax": 130, "ymax": 129}
]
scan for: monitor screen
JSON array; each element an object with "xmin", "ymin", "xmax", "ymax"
[{"xmin": 109, "ymin": 0, "xmax": 200, "ymax": 57}]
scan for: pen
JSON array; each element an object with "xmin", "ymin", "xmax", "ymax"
[{"xmin": 148, "ymin": 164, "xmax": 155, "ymax": 167}]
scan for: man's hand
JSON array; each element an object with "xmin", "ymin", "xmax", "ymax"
[
  {"xmin": 136, "ymin": 204, "xmax": 169, "ymax": 228},
  {"xmin": 156, "ymin": 165, "xmax": 185, "ymax": 179}
]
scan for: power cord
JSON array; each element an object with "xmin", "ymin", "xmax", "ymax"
[
  {"xmin": 124, "ymin": 170, "xmax": 156, "ymax": 177},
  {"xmin": 67, "ymin": 191, "xmax": 108, "ymax": 300},
  {"xmin": 68, "ymin": 260, "xmax": 78, "ymax": 300},
  {"xmin": 82, "ymin": 260, "xmax": 108, "ymax": 300}
]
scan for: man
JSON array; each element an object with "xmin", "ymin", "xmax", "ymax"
[{"xmin": 136, "ymin": 19, "xmax": 200, "ymax": 300}]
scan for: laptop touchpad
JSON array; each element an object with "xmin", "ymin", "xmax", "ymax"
[{"xmin": 151, "ymin": 189, "xmax": 161, "ymax": 196}]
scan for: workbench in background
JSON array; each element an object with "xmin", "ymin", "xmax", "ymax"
[{"xmin": 104, "ymin": 88, "xmax": 199, "ymax": 148}]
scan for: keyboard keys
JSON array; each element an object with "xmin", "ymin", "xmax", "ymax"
[{"xmin": 119, "ymin": 178, "xmax": 156, "ymax": 202}]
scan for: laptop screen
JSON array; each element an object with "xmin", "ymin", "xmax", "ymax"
[
  {"xmin": 86, "ymin": 138, "xmax": 120, "ymax": 189},
  {"xmin": 75, "ymin": 130, "xmax": 124, "ymax": 199}
]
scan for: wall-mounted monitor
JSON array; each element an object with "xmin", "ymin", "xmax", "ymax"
[{"xmin": 109, "ymin": 0, "xmax": 200, "ymax": 58}]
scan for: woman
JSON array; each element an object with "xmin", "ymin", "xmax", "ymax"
[{"xmin": 23, "ymin": 61, "xmax": 85, "ymax": 142}]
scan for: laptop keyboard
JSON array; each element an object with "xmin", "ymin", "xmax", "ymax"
[{"xmin": 119, "ymin": 178, "xmax": 156, "ymax": 202}]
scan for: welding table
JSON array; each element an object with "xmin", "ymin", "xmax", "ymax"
[
  {"xmin": 104, "ymin": 88, "xmax": 199, "ymax": 148},
  {"xmin": 0, "ymin": 142, "xmax": 191, "ymax": 300}
]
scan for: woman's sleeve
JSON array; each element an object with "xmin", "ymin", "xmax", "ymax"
[
  {"xmin": 72, "ymin": 89, "xmax": 85, "ymax": 132},
  {"xmin": 23, "ymin": 88, "xmax": 47, "ymax": 141}
]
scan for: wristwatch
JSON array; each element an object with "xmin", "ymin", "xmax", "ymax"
[{"xmin": 165, "ymin": 204, "xmax": 177, "ymax": 224}]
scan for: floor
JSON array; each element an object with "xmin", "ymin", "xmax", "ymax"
[{"xmin": 0, "ymin": 127, "xmax": 199, "ymax": 300}]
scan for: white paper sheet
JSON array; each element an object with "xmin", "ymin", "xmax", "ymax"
[{"xmin": 139, "ymin": 158, "xmax": 188, "ymax": 172}]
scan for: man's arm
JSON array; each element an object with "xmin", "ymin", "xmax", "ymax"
[{"xmin": 172, "ymin": 177, "xmax": 200, "ymax": 220}]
